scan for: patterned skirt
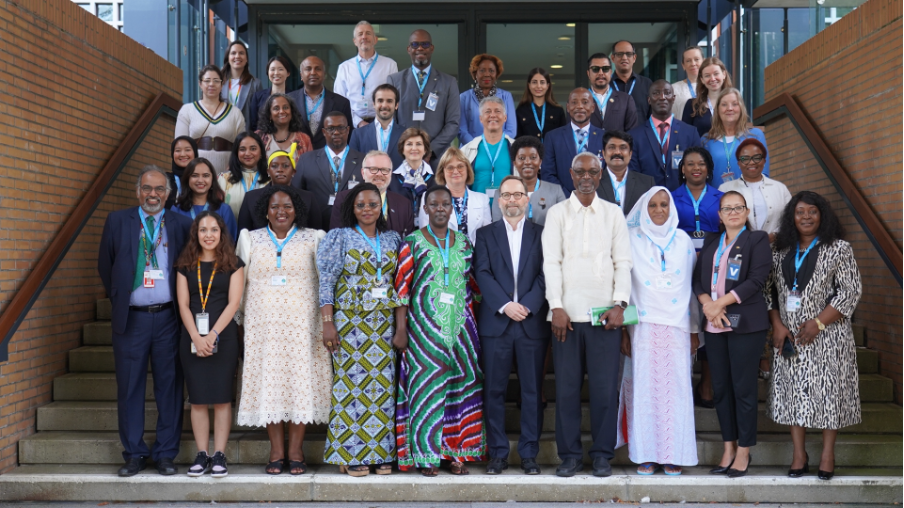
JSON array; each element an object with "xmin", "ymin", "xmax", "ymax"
[{"xmin": 323, "ymin": 309, "xmax": 397, "ymax": 465}]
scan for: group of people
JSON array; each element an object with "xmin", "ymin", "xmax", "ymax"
[{"xmin": 96, "ymin": 24, "xmax": 864, "ymax": 483}]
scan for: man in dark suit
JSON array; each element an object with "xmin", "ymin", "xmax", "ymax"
[
  {"xmin": 237, "ymin": 151, "xmax": 323, "ymax": 232},
  {"xmin": 287, "ymin": 56, "xmax": 354, "ymax": 150},
  {"xmin": 97, "ymin": 166, "xmax": 193, "ymax": 477},
  {"xmin": 598, "ymin": 130, "xmax": 654, "ymax": 215},
  {"xmin": 540, "ymin": 88, "xmax": 605, "ymax": 196},
  {"xmin": 586, "ymin": 53, "xmax": 639, "ymax": 132},
  {"xmin": 387, "ymin": 29, "xmax": 460, "ymax": 161},
  {"xmin": 329, "ymin": 150, "xmax": 414, "ymax": 236},
  {"xmin": 349, "ymin": 84, "xmax": 406, "ymax": 170},
  {"xmin": 474, "ymin": 175, "xmax": 549, "ymax": 477},
  {"xmin": 611, "ymin": 40, "xmax": 654, "ymax": 120},
  {"xmin": 292, "ymin": 111, "xmax": 364, "ymax": 229},
  {"xmin": 628, "ymin": 79, "xmax": 702, "ymax": 191}
]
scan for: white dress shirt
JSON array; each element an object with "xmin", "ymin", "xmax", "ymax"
[
  {"xmin": 334, "ymin": 52, "xmax": 399, "ymax": 126},
  {"xmin": 593, "ymin": 89, "xmax": 610, "ymax": 118},
  {"xmin": 374, "ymin": 119, "xmax": 395, "ymax": 153},
  {"xmin": 498, "ymin": 215, "xmax": 526, "ymax": 313}
]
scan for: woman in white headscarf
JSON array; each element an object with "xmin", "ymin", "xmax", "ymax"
[{"xmin": 616, "ymin": 186, "xmax": 700, "ymax": 476}]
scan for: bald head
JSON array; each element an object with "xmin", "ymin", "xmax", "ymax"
[
  {"xmin": 566, "ymin": 87, "xmax": 594, "ymax": 126},
  {"xmin": 407, "ymin": 29, "xmax": 435, "ymax": 69},
  {"xmin": 301, "ymin": 56, "xmax": 325, "ymax": 92}
]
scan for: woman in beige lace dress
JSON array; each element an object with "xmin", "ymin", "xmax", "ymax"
[{"xmin": 236, "ymin": 184, "xmax": 331, "ymax": 475}]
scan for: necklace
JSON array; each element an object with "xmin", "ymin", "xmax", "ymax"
[{"xmin": 275, "ymin": 132, "xmax": 291, "ymax": 143}]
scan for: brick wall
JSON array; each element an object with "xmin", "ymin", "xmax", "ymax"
[
  {"xmin": 0, "ymin": 0, "xmax": 181, "ymax": 472},
  {"xmin": 763, "ymin": 0, "xmax": 903, "ymax": 402}
]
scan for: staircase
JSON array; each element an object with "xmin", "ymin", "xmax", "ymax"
[{"xmin": 1, "ymin": 298, "xmax": 901, "ymax": 503}]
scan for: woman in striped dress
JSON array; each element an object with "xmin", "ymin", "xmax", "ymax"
[{"xmin": 394, "ymin": 186, "xmax": 487, "ymax": 476}]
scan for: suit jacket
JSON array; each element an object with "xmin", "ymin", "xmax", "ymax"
[
  {"xmin": 97, "ymin": 207, "xmax": 193, "ymax": 334},
  {"xmin": 329, "ymin": 189, "xmax": 415, "ymax": 237},
  {"xmin": 540, "ymin": 124, "xmax": 605, "ymax": 196},
  {"xmin": 247, "ymin": 88, "xmax": 272, "ymax": 133},
  {"xmin": 387, "ymin": 67, "xmax": 461, "ymax": 159},
  {"xmin": 588, "ymin": 89, "xmax": 640, "ymax": 132},
  {"xmin": 286, "ymin": 88, "xmax": 354, "ymax": 150},
  {"xmin": 348, "ymin": 120, "xmax": 406, "ymax": 169},
  {"xmin": 417, "ymin": 189, "xmax": 491, "ymax": 246},
  {"xmin": 515, "ymin": 102, "xmax": 567, "ymax": 142},
  {"xmin": 612, "ymin": 72, "xmax": 653, "ymax": 120},
  {"xmin": 692, "ymin": 229, "xmax": 772, "ymax": 334},
  {"xmin": 490, "ymin": 179, "xmax": 567, "ymax": 226},
  {"xmin": 474, "ymin": 220, "xmax": 550, "ymax": 339},
  {"xmin": 682, "ymin": 99, "xmax": 712, "ymax": 138},
  {"xmin": 596, "ymin": 170, "xmax": 655, "ymax": 216},
  {"xmin": 237, "ymin": 185, "xmax": 324, "ymax": 233},
  {"xmin": 628, "ymin": 118, "xmax": 702, "ymax": 191},
  {"xmin": 292, "ymin": 147, "xmax": 364, "ymax": 229}
]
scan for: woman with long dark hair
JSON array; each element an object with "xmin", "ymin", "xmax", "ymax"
[
  {"xmin": 255, "ymin": 92, "xmax": 314, "ymax": 165},
  {"xmin": 221, "ymin": 40, "xmax": 262, "ymax": 128},
  {"xmin": 249, "ymin": 55, "xmax": 295, "ymax": 132},
  {"xmin": 172, "ymin": 158, "xmax": 238, "ymax": 241},
  {"xmin": 167, "ymin": 135, "xmax": 198, "ymax": 209},
  {"xmin": 515, "ymin": 68, "xmax": 566, "ymax": 141},
  {"xmin": 217, "ymin": 132, "xmax": 270, "ymax": 218}
]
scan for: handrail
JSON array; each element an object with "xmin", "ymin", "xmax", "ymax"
[
  {"xmin": 753, "ymin": 92, "xmax": 903, "ymax": 287},
  {"xmin": 0, "ymin": 92, "xmax": 183, "ymax": 362}
]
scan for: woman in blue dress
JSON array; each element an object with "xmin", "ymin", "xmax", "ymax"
[{"xmin": 171, "ymin": 158, "xmax": 238, "ymax": 242}]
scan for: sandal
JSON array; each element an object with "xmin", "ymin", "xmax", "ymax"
[
  {"xmin": 265, "ymin": 458, "xmax": 285, "ymax": 475},
  {"xmin": 375, "ymin": 464, "xmax": 393, "ymax": 475},
  {"xmin": 420, "ymin": 466, "xmax": 439, "ymax": 477},
  {"xmin": 637, "ymin": 462, "xmax": 659, "ymax": 475},
  {"xmin": 339, "ymin": 464, "xmax": 370, "ymax": 477},
  {"xmin": 663, "ymin": 464, "xmax": 682, "ymax": 476},
  {"xmin": 288, "ymin": 459, "xmax": 308, "ymax": 475},
  {"xmin": 450, "ymin": 461, "xmax": 469, "ymax": 475}
]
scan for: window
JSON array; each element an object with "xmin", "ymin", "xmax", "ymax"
[
  {"xmin": 486, "ymin": 23, "xmax": 575, "ymax": 103},
  {"xmin": 588, "ymin": 22, "xmax": 679, "ymax": 83}
]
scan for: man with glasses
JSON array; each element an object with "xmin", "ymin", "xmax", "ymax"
[
  {"xmin": 334, "ymin": 21, "xmax": 399, "ymax": 128},
  {"xmin": 292, "ymin": 112, "xmax": 364, "ymax": 229},
  {"xmin": 288, "ymin": 56, "xmax": 354, "ymax": 150},
  {"xmin": 610, "ymin": 40, "xmax": 653, "ymax": 120},
  {"xmin": 597, "ymin": 130, "xmax": 654, "ymax": 215},
  {"xmin": 349, "ymin": 84, "xmax": 406, "ymax": 170},
  {"xmin": 542, "ymin": 153, "xmax": 632, "ymax": 478},
  {"xmin": 586, "ymin": 53, "xmax": 639, "ymax": 132},
  {"xmin": 98, "ymin": 166, "xmax": 193, "ymax": 477},
  {"xmin": 473, "ymin": 175, "xmax": 549, "ymax": 476},
  {"xmin": 628, "ymin": 79, "xmax": 702, "ymax": 191},
  {"xmin": 388, "ymin": 29, "xmax": 461, "ymax": 161},
  {"xmin": 328, "ymin": 150, "xmax": 415, "ymax": 236}
]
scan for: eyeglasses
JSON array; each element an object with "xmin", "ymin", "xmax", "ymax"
[
  {"xmin": 612, "ymin": 51, "xmax": 636, "ymax": 59},
  {"xmin": 738, "ymin": 155, "xmax": 765, "ymax": 165},
  {"xmin": 516, "ymin": 155, "xmax": 540, "ymax": 163},
  {"xmin": 140, "ymin": 185, "xmax": 167, "ymax": 195},
  {"xmin": 588, "ymin": 65, "xmax": 612, "ymax": 74},
  {"xmin": 323, "ymin": 126, "xmax": 349, "ymax": 133},
  {"xmin": 409, "ymin": 41, "xmax": 433, "ymax": 50},
  {"xmin": 720, "ymin": 205, "xmax": 748, "ymax": 214},
  {"xmin": 445, "ymin": 165, "xmax": 467, "ymax": 175},
  {"xmin": 364, "ymin": 166, "xmax": 392, "ymax": 175},
  {"xmin": 499, "ymin": 192, "xmax": 526, "ymax": 200},
  {"xmin": 355, "ymin": 202, "xmax": 381, "ymax": 210},
  {"xmin": 650, "ymin": 90, "xmax": 675, "ymax": 99},
  {"xmin": 572, "ymin": 169, "xmax": 602, "ymax": 178},
  {"xmin": 201, "ymin": 79, "xmax": 222, "ymax": 85}
]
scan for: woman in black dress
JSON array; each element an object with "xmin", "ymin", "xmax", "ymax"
[
  {"xmin": 515, "ymin": 68, "xmax": 566, "ymax": 142},
  {"xmin": 176, "ymin": 211, "xmax": 245, "ymax": 478}
]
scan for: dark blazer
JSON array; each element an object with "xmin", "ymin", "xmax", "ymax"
[
  {"xmin": 612, "ymin": 73, "xmax": 653, "ymax": 120},
  {"xmin": 682, "ymin": 100, "xmax": 712, "ymax": 138},
  {"xmin": 247, "ymin": 88, "xmax": 272, "ymax": 133},
  {"xmin": 596, "ymin": 170, "xmax": 655, "ymax": 215},
  {"xmin": 473, "ymin": 220, "xmax": 550, "ymax": 340},
  {"xmin": 348, "ymin": 120, "xmax": 406, "ymax": 169},
  {"xmin": 628, "ymin": 118, "xmax": 702, "ymax": 191},
  {"xmin": 515, "ymin": 102, "xmax": 567, "ymax": 142},
  {"xmin": 286, "ymin": 88, "xmax": 354, "ymax": 150},
  {"xmin": 237, "ymin": 186, "xmax": 324, "ymax": 232},
  {"xmin": 692, "ymin": 229, "xmax": 772, "ymax": 334},
  {"xmin": 329, "ymin": 189, "xmax": 415, "ymax": 237},
  {"xmin": 98, "ymin": 207, "xmax": 193, "ymax": 335},
  {"xmin": 292, "ymin": 146, "xmax": 364, "ymax": 229},
  {"xmin": 588, "ymin": 89, "xmax": 640, "ymax": 132},
  {"xmin": 540, "ymin": 123, "xmax": 605, "ymax": 196},
  {"xmin": 387, "ymin": 67, "xmax": 461, "ymax": 159}
]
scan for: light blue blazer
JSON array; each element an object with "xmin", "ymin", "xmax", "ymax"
[{"xmin": 458, "ymin": 88, "xmax": 517, "ymax": 145}]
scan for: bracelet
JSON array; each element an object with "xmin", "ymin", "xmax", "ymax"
[{"xmin": 321, "ymin": 315, "xmax": 333, "ymax": 322}]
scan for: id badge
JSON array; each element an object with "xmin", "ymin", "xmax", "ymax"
[
  {"xmin": 328, "ymin": 194, "xmax": 336, "ymax": 206},
  {"xmin": 143, "ymin": 273, "xmax": 155, "ymax": 288},
  {"xmin": 655, "ymin": 274, "xmax": 673, "ymax": 289},
  {"xmin": 347, "ymin": 177, "xmax": 359, "ymax": 190},
  {"xmin": 692, "ymin": 237, "xmax": 705, "ymax": 250},
  {"xmin": 425, "ymin": 92, "xmax": 439, "ymax": 111},
  {"xmin": 271, "ymin": 275, "xmax": 287, "ymax": 286},
  {"xmin": 485, "ymin": 187, "xmax": 497, "ymax": 200},
  {"xmin": 412, "ymin": 111, "xmax": 426, "ymax": 122},
  {"xmin": 371, "ymin": 287, "xmax": 388, "ymax": 299},
  {"xmin": 195, "ymin": 313, "xmax": 209, "ymax": 336},
  {"xmin": 439, "ymin": 292, "xmax": 455, "ymax": 305},
  {"xmin": 786, "ymin": 289, "xmax": 802, "ymax": 312},
  {"xmin": 671, "ymin": 150, "xmax": 684, "ymax": 170},
  {"xmin": 148, "ymin": 269, "xmax": 165, "ymax": 280},
  {"xmin": 721, "ymin": 171, "xmax": 736, "ymax": 183},
  {"xmin": 726, "ymin": 257, "xmax": 742, "ymax": 281}
]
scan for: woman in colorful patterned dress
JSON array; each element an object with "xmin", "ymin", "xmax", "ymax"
[
  {"xmin": 394, "ymin": 185, "xmax": 487, "ymax": 477},
  {"xmin": 317, "ymin": 183, "xmax": 407, "ymax": 477}
]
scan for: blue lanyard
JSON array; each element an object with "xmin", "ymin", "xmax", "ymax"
[
  {"xmin": 592, "ymin": 87, "xmax": 613, "ymax": 118},
  {"xmin": 712, "ymin": 226, "xmax": 746, "ymax": 289},
  {"xmin": 722, "ymin": 136, "xmax": 738, "ymax": 169},
  {"xmin": 687, "ymin": 79, "xmax": 696, "ymax": 99},
  {"xmin": 650, "ymin": 115, "xmax": 672, "ymax": 165},
  {"xmin": 528, "ymin": 179, "xmax": 539, "ymax": 220},
  {"xmin": 355, "ymin": 53, "xmax": 378, "ymax": 97},
  {"xmin": 173, "ymin": 175, "xmax": 182, "ymax": 196},
  {"xmin": 327, "ymin": 146, "xmax": 350, "ymax": 193},
  {"xmin": 685, "ymin": 185, "xmax": 707, "ymax": 232},
  {"xmin": 646, "ymin": 232, "xmax": 677, "ymax": 272},
  {"xmin": 379, "ymin": 121, "xmax": 393, "ymax": 152},
  {"xmin": 481, "ymin": 138, "xmax": 504, "ymax": 188},
  {"xmin": 189, "ymin": 202, "xmax": 210, "ymax": 219},
  {"xmin": 412, "ymin": 67, "xmax": 431, "ymax": 108},
  {"xmin": 241, "ymin": 172, "xmax": 260, "ymax": 193},
  {"xmin": 453, "ymin": 189, "xmax": 468, "ymax": 227},
  {"xmin": 613, "ymin": 77, "xmax": 635, "ymax": 95},
  {"xmin": 306, "ymin": 93, "xmax": 324, "ymax": 123},
  {"xmin": 792, "ymin": 237, "xmax": 819, "ymax": 291},
  {"xmin": 572, "ymin": 127, "xmax": 588, "ymax": 153},
  {"xmin": 355, "ymin": 225, "xmax": 383, "ymax": 281},
  {"xmin": 531, "ymin": 102, "xmax": 546, "ymax": 135},
  {"xmin": 426, "ymin": 226, "xmax": 451, "ymax": 286},
  {"xmin": 138, "ymin": 208, "xmax": 162, "ymax": 246},
  {"xmin": 267, "ymin": 225, "xmax": 297, "ymax": 269},
  {"xmin": 609, "ymin": 171, "xmax": 626, "ymax": 205}
]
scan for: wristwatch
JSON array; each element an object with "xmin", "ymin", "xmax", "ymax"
[
  {"xmin": 615, "ymin": 301, "xmax": 628, "ymax": 310},
  {"xmin": 814, "ymin": 318, "xmax": 826, "ymax": 331}
]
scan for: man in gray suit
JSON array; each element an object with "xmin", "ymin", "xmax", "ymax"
[
  {"xmin": 292, "ymin": 111, "xmax": 364, "ymax": 229},
  {"xmin": 387, "ymin": 29, "xmax": 460, "ymax": 162}
]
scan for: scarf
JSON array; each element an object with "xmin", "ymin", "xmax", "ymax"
[
  {"xmin": 393, "ymin": 160, "xmax": 433, "ymax": 194},
  {"xmin": 474, "ymin": 85, "xmax": 497, "ymax": 102}
]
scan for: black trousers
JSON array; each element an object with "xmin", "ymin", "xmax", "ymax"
[
  {"xmin": 705, "ymin": 329, "xmax": 767, "ymax": 447},
  {"xmin": 552, "ymin": 322, "xmax": 621, "ymax": 460},
  {"xmin": 482, "ymin": 321, "xmax": 550, "ymax": 460}
]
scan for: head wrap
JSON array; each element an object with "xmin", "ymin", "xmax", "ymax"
[{"xmin": 267, "ymin": 149, "xmax": 295, "ymax": 169}]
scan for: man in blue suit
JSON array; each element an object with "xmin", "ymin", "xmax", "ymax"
[
  {"xmin": 540, "ymin": 88, "xmax": 605, "ymax": 196},
  {"xmin": 97, "ymin": 166, "xmax": 192, "ymax": 477},
  {"xmin": 349, "ymin": 84, "xmax": 406, "ymax": 170},
  {"xmin": 628, "ymin": 79, "xmax": 701, "ymax": 191},
  {"xmin": 474, "ymin": 175, "xmax": 550, "ymax": 476}
]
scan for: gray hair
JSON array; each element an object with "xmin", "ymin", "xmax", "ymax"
[
  {"xmin": 363, "ymin": 150, "xmax": 392, "ymax": 167},
  {"xmin": 571, "ymin": 151, "xmax": 602, "ymax": 170},
  {"xmin": 479, "ymin": 95, "xmax": 506, "ymax": 115},
  {"xmin": 354, "ymin": 20, "xmax": 373, "ymax": 36},
  {"xmin": 499, "ymin": 174, "xmax": 528, "ymax": 193},
  {"xmin": 135, "ymin": 165, "xmax": 172, "ymax": 192}
]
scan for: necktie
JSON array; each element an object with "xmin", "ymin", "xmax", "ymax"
[
  {"xmin": 133, "ymin": 216, "xmax": 158, "ymax": 290},
  {"xmin": 577, "ymin": 129, "xmax": 586, "ymax": 150},
  {"xmin": 332, "ymin": 156, "xmax": 341, "ymax": 186},
  {"xmin": 418, "ymin": 70, "xmax": 426, "ymax": 81},
  {"xmin": 658, "ymin": 122, "xmax": 669, "ymax": 158}
]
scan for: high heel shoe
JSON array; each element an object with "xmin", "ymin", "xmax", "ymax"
[
  {"xmin": 727, "ymin": 454, "xmax": 751, "ymax": 478},
  {"xmin": 818, "ymin": 459, "xmax": 835, "ymax": 480},
  {"xmin": 709, "ymin": 458, "xmax": 734, "ymax": 475},
  {"xmin": 788, "ymin": 452, "xmax": 809, "ymax": 478}
]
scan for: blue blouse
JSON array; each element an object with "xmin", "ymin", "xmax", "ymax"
[
  {"xmin": 458, "ymin": 88, "xmax": 517, "ymax": 145},
  {"xmin": 471, "ymin": 138, "xmax": 512, "ymax": 194},
  {"xmin": 170, "ymin": 202, "xmax": 238, "ymax": 242},
  {"xmin": 703, "ymin": 128, "xmax": 770, "ymax": 188},
  {"xmin": 672, "ymin": 184, "xmax": 724, "ymax": 236},
  {"xmin": 315, "ymin": 227, "xmax": 403, "ymax": 309}
]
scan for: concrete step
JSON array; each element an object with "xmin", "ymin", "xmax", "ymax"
[
  {"xmin": 1, "ymin": 464, "xmax": 900, "ymax": 504},
  {"xmin": 97, "ymin": 298, "xmax": 111, "ymax": 321},
  {"xmin": 18, "ymin": 431, "xmax": 902, "ymax": 468},
  {"xmin": 83, "ymin": 321, "xmax": 112, "ymax": 345}
]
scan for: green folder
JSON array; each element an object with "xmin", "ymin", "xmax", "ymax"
[{"xmin": 589, "ymin": 305, "xmax": 639, "ymax": 326}]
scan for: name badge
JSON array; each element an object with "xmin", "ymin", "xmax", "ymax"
[
  {"xmin": 721, "ymin": 171, "xmax": 736, "ymax": 183},
  {"xmin": 726, "ymin": 257, "xmax": 742, "ymax": 281},
  {"xmin": 439, "ymin": 292, "xmax": 455, "ymax": 305},
  {"xmin": 692, "ymin": 237, "xmax": 705, "ymax": 250},
  {"xmin": 147, "ymin": 269, "xmax": 165, "ymax": 280},
  {"xmin": 412, "ymin": 111, "xmax": 426, "ymax": 122},
  {"xmin": 786, "ymin": 289, "xmax": 802, "ymax": 313},
  {"xmin": 328, "ymin": 194, "xmax": 336, "ymax": 206},
  {"xmin": 195, "ymin": 312, "xmax": 209, "ymax": 336},
  {"xmin": 671, "ymin": 150, "xmax": 684, "ymax": 170},
  {"xmin": 143, "ymin": 274, "xmax": 155, "ymax": 288},
  {"xmin": 347, "ymin": 176, "xmax": 359, "ymax": 190},
  {"xmin": 271, "ymin": 275, "xmax": 287, "ymax": 286},
  {"xmin": 655, "ymin": 274, "xmax": 672, "ymax": 289},
  {"xmin": 485, "ymin": 187, "xmax": 497, "ymax": 200},
  {"xmin": 425, "ymin": 92, "xmax": 439, "ymax": 112},
  {"xmin": 371, "ymin": 287, "xmax": 388, "ymax": 299}
]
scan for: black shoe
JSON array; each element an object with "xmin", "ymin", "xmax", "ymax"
[
  {"xmin": 555, "ymin": 458, "xmax": 583, "ymax": 477},
  {"xmin": 155, "ymin": 457, "xmax": 178, "ymax": 476},
  {"xmin": 210, "ymin": 451, "xmax": 228, "ymax": 478},
  {"xmin": 592, "ymin": 457, "xmax": 612, "ymax": 477},
  {"xmin": 693, "ymin": 384, "xmax": 715, "ymax": 409},
  {"xmin": 727, "ymin": 455, "xmax": 751, "ymax": 478},
  {"xmin": 187, "ymin": 451, "xmax": 211, "ymax": 477},
  {"xmin": 521, "ymin": 458, "xmax": 541, "ymax": 475},
  {"xmin": 118, "ymin": 457, "xmax": 147, "ymax": 477},
  {"xmin": 788, "ymin": 452, "xmax": 809, "ymax": 478},
  {"xmin": 818, "ymin": 459, "xmax": 835, "ymax": 481},
  {"xmin": 709, "ymin": 458, "xmax": 734, "ymax": 475},
  {"xmin": 486, "ymin": 457, "xmax": 508, "ymax": 475}
]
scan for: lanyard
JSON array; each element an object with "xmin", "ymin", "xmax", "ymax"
[
  {"xmin": 609, "ymin": 172, "xmax": 626, "ymax": 205},
  {"xmin": 426, "ymin": 226, "xmax": 451, "ymax": 286},
  {"xmin": 592, "ymin": 87, "xmax": 613, "ymax": 118},
  {"xmin": 412, "ymin": 67, "xmax": 431, "ymax": 108},
  {"xmin": 528, "ymin": 179, "xmax": 539, "ymax": 220},
  {"xmin": 712, "ymin": 226, "xmax": 746, "ymax": 290},
  {"xmin": 267, "ymin": 225, "xmax": 297, "ymax": 269},
  {"xmin": 481, "ymin": 138, "xmax": 504, "ymax": 188},
  {"xmin": 792, "ymin": 237, "xmax": 819, "ymax": 291},
  {"xmin": 197, "ymin": 260, "xmax": 217, "ymax": 312},
  {"xmin": 650, "ymin": 115, "xmax": 672, "ymax": 165},
  {"xmin": 646, "ymin": 232, "xmax": 677, "ymax": 272},
  {"xmin": 327, "ymin": 146, "xmax": 350, "ymax": 193},
  {"xmin": 531, "ymin": 102, "xmax": 546, "ymax": 135},
  {"xmin": 687, "ymin": 79, "xmax": 696, "ymax": 99},
  {"xmin": 379, "ymin": 121, "xmax": 393, "ymax": 152},
  {"xmin": 241, "ymin": 172, "xmax": 260, "ymax": 193},
  {"xmin": 722, "ymin": 136, "xmax": 738, "ymax": 170},
  {"xmin": 355, "ymin": 225, "xmax": 383, "ymax": 280},
  {"xmin": 356, "ymin": 53, "xmax": 379, "ymax": 96},
  {"xmin": 139, "ymin": 210, "xmax": 165, "ymax": 269},
  {"xmin": 707, "ymin": 98, "xmax": 714, "ymax": 115},
  {"xmin": 139, "ymin": 209, "xmax": 163, "ymax": 246},
  {"xmin": 453, "ymin": 189, "xmax": 468, "ymax": 227},
  {"xmin": 613, "ymin": 76, "xmax": 636, "ymax": 95},
  {"xmin": 173, "ymin": 174, "xmax": 182, "ymax": 196},
  {"xmin": 572, "ymin": 127, "xmax": 588, "ymax": 153},
  {"xmin": 306, "ymin": 92, "xmax": 324, "ymax": 123},
  {"xmin": 381, "ymin": 194, "xmax": 388, "ymax": 218},
  {"xmin": 685, "ymin": 185, "xmax": 707, "ymax": 232},
  {"xmin": 190, "ymin": 202, "xmax": 210, "ymax": 219},
  {"xmin": 229, "ymin": 80, "xmax": 242, "ymax": 105}
]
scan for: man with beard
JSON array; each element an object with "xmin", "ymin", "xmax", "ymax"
[
  {"xmin": 597, "ymin": 130, "xmax": 654, "ymax": 215},
  {"xmin": 349, "ymin": 84, "xmax": 406, "ymax": 169},
  {"xmin": 540, "ymin": 88, "xmax": 605, "ymax": 196},
  {"xmin": 288, "ymin": 56, "xmax": 354, "ymax": 149},
  {"xmin": 98, "ymin": 165, "xmax": 193, "ymax": 477},
  {"xmin": 328, "ymin": 150, "xmax": 415, "ymax": 236},
  {"xmin": 586, "ymin": 53, "xmax": 638, "ymax": 132}
]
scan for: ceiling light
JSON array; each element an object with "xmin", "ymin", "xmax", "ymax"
[
  {"xmin": 550, "ymin": 65, "xmax": 563, "ymax": 69},
  {"xmin": 500, "ymin": 80, "xmax": 513, "ymax": 83},
  {"xmin": 558, "ymin": 36, "xmax": 571, "ymax": 41},
  {"xmin": 566, "ymin": 23, "xmax": 576, "ymax": 28},
  {"xmin": 377, "ymin": 36, "xmax": 388, "ymax": 41}
]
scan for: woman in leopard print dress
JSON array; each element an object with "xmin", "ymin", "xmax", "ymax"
[{"xmin": 766, "ymin": 191, "xmax": 862, "ymax": 481}]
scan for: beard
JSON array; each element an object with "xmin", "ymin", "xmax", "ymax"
[{"xmin": 141, "ymin": 198, "xmax": 165, "ymax": 214}]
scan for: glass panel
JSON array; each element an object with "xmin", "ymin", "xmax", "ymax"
[
  {"xmin": 76, "ymin": 3, "xmax": 91, "ymax": 13},
  {"xmin": 786, "ymin": 8, "xmax": 810, "ymax": 53},
  {"xmin": 588, "ymin": 22, "xmax": 679, "ymax": 83},
  {"xmin": 180, "ymin": 1, "xmax": 203, "ymax": 103},
  {"xmin": 96, "ymin": 3, "xmax": 114, "ymax": 22},
  {"xmin": 485, "ymin": 23, "xmax": 575, "ymax": 107},
  {"xmin": 118, "ymin": 3, "xmax": 122, "ymax": 22},
  {"xmin": 750, "ymin": 8, "xmax": 784, "ymax": 108}
]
